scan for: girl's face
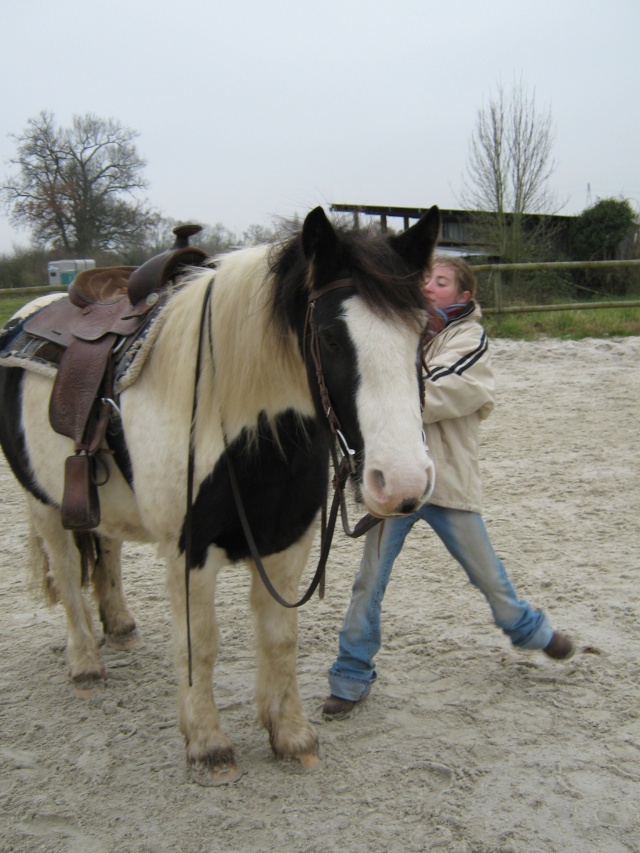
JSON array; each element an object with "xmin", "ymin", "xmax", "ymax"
[{"xmin": 423, "ymin": 264, "xmax": 470, "ymax": 310}]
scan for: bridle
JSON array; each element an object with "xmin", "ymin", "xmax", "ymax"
[
  {"xmin": 225, "ymin": 276, "xmax": 378, "ymax": 611},
  {"xmin": 304, "ymin": 277, "xmax": 359, "ymax": 471},
  {"xmin": 183, "ymin": 273, "xmax": 422, "ymax": 683}
]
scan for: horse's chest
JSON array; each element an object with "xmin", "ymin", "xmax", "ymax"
[{"xmin": 184, "ymin": 410, "xmax": 330, "ymax": 567}]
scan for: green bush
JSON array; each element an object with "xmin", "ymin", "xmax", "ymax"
[{"xmin": 0, "ymin": 248, "xmax": 48, "ymax": 290}]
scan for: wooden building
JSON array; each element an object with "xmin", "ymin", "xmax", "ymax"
[{"xmin": 329, "ymin": 203, "xmax": 574, "ymax": 259}]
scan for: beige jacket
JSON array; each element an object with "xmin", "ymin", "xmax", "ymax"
[{"xmin": 422, "ymin": 303, "xmax": 495, "ymax": 513}]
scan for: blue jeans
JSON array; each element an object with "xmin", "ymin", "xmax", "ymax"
[{"xmin": 328, "ymin": 504, "xmax": 553, "ymax": 701}]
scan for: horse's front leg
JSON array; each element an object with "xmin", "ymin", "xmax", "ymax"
[
  {"xmin": 249, "ymin": 526, "xmax": 319, "ymax": 767},
  {"xmin": 165, "ymin": 549, "xmax": 240, "ymax": 786},
  {"xmin": 91, "ymin": 535, "xmax": 140, "ymax": 649}
]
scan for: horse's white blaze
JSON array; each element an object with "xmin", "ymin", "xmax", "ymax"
[{"xmin": 344, "ymin": 299, "xmax": 435, "ymax": 516}]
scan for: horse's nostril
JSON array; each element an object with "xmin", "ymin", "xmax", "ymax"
[{"xmin": 372, "ymin": 469, "xmax": 386, "ymax": 491}]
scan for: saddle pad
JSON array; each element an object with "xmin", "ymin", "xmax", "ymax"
[
  {"xmin": 0, "ymin": 310, "xmax": 61, "ymax": 381},
  {"xmin": 0, "ymin": 294, "xmax": 171, "ymax": 393}
]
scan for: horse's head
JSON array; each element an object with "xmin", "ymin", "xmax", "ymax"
[{"xmin": 271, "ymin": 206, "xmax": 440, "ymax": 518}]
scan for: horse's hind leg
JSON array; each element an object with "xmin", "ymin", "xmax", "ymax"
[
  {"xmin": 27, "ymin": 498, "xmax": 105, "ymax": 682},
  {"xmin": 249, "ymin": 527, "xmax": 319, "ymax": 767},
  {"xmin": 91, "ymin": 535, "xmax": 140, "ymax": 649},
  {"xmin": 165, "ymin": 552, "xmax": 240, "ymax": 786}
]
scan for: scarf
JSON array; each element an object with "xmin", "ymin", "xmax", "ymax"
[{"xmin": 424, "ymin": 300, "xmax": 475, "ymax": 342}]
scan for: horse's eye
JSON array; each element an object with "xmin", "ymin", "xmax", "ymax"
[{"xmin": 320, "ymin": 331, "xmax": 341, "ymax": 353}]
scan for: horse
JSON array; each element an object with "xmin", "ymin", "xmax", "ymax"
[{"xmin": 0, "ymin": 205, "xmax": 440, "ymax": 785}]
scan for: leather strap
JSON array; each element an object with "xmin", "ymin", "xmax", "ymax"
[
  {"xmin": 307, "ymin": 277, "xmax": 353, "ymax": 302},
  {"xmin": 223, "ymin": 436, "xmax": 341, "ymax": 609},
  {"xmin": 182, "ymin": 271, "xmax": 380, "ymax": 681},
  {"xmin": 184, "ymin": 279, "xmax": 214, "ymax": 686},
  {"xmin": 49, "ymin": 334, "xmax": 117, "ymax": 444}
]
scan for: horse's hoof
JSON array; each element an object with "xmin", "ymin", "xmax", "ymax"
[
  {"xmin": 188, "ymin": 760, "xmax": 243, "ymax": 787},
  {"xmin": 74, "ymin": 685, "xmax": 101, "ymax": 700},
  {"xmin": 297, "ymin": 752, "xmax": 321, "ymax": 771},
  {"xmin": 105, "ymin": 629, "xmax": 142, "ymax": 650},
  {"xmin": 70, "ymin": 662, "xmax": 107, "ymax": 699},
  {"xmin": 73, "ymin": 675, "xmax": 106, "ymax": 700}
]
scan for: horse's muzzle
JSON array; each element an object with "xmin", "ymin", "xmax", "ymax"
[{"xmin": 361, "ymin": 455, "xmax": 435, "ymax": 519}]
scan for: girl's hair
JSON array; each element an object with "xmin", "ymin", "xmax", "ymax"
[{"xmin": 431, "ymin": 256, "xmax": 477, "ymax": 300}]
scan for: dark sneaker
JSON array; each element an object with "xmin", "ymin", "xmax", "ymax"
[
  {"xmin": 322, "ymin": 695, "xmax": 357, "ymax": 719},
  {"xmin": 543, "ymin": 631, "xmax": 575, "ymax": 660}
]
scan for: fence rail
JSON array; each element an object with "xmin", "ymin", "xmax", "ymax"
[
  {"xmin": 1, "ymin": 261, "xmax": 640, "ymax": 317},
  {"xmin": 469, "ymin": 259, "xmax": 640, "ymax": 315},
  {"xmin": 0, "ymin": 285, "xmax": 65, "ymax": 298}
]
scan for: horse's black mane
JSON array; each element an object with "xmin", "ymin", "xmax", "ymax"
[{"xmin": 267, "ymin": 220, "xmax": 427, "ymax": 334}]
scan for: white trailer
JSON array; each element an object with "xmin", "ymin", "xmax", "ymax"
[{"xmin": 48, "ymin": 259, "xmax": 96, "ymax": 288}]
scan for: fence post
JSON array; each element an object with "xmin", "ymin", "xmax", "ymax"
[{"xmin": 493, "ymin": 269, "xmax": 503, "ymax": 314}]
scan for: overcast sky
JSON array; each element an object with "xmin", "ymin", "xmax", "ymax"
[{"xmin": 1, "ymin": 0, "xmax": 638, "ymax": 253}]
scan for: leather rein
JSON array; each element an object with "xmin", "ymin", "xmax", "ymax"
[
  {"xmin": 183, "ymin": 275, "xmax": 387, "ymax": 682},
  {"xmin": 224, "ymin": 277, "xmax": 379, "ymax": 609}
]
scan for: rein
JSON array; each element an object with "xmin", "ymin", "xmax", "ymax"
[
  {"xmin": 183, "ymin": 275, "xmax": 381, "ymax": 681},
  {"xmin": 184, "ymin": 278, "xmax": 214, "ymax": 685},
  {"xmin": 223, "ymin": 276, "xmax": 378, "ymax": 609}
]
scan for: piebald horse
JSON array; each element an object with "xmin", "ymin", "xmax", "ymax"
[{"xmin": 0, "ymin": 206, "xmax": 439, "ymax": 784}]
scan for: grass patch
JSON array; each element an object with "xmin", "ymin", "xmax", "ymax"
[
  {"xmin": 0, "ymin": 296, "xmax": 37, "ymax": 327},
  {"xmin": 482, "ymin": 305, "xmax": 640, "ymax": 340}
]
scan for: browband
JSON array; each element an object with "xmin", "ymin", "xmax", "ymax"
[{"xmin": 308, "ymin": 277, "xmax": 354, "ymax": 302}]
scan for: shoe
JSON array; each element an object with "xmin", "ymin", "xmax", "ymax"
[
  {"xmin": 322, "ymin": 695, "xmax": 357, "ymax": 719},
  {"xmin": 543, "ymin": 631, "xmax": 575, "ymax": 660}
]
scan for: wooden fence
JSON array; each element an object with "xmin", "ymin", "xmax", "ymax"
[
  {"xmin": 0, "ymin": 285, "xmax": 65, "ymax": 298},
  {"xmin": 1, "ymin": 260, "xmax": 640, "ymax": 317},
  {"xmin": 470, "ymin": 259, "xmax": 640, "ymax": 315}
]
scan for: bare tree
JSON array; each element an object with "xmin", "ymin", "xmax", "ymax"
[
  {"xmin": 1, "ymin": 111, "xmax": 156, "ymax": 256},
  {"xmin": 460, "ymin": 81, "xmax": 560, "ymax": 261}
]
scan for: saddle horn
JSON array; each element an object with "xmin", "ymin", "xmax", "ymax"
[{"xmin": 128, "ymin": 224, "xmax": 209, "ymax": 306}]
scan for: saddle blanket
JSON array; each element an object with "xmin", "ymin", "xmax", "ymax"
[{"xmin": 0, "ymin": 292, "xmax": 170, "ymax": 394}]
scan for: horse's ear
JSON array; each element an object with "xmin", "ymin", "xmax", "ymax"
[
  {"xmin": 302, "ymin": 207, "xmax": 338, "ymax": 263},
  {"xmin": 388, "ymin": 206, "xmax": 441, "ymax": 272}
]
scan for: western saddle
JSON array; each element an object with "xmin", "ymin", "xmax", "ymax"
[{"xmin": 21, "ymin": 225, "xmax": 209, "ymax": 530}]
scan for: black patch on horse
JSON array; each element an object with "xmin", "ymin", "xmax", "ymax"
[
  {"xmin": 181, "ymin": 409, "xmax": 331, "ymax": 568},
  {"xmin": 0, "ymin": 367, "xmax": 53, "ymax": 505}
]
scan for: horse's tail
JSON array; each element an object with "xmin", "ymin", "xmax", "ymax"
[
  {"xmin": 74, "ymin": 532, "xmax": 97, "ymax": 589},
  {"xmin": 25, "ymin": 503, "xmax": 96, "ymax": 605},
  {"xmin": 25, "ymin": 505, "xmax": 58, "ymax": 606}
]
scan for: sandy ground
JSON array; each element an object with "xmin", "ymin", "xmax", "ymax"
[{"xmin": 0, "ymin": 335, "xmax": 639, "ymax": 853}]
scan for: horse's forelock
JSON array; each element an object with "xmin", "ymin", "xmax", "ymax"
[
  {"xmin": 344, "ymin": 230, "xmax": 426, "ymax": 325},
  {"xmin": 268, "ymin": 223, "xmax": 426, "ymax": 334}
]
